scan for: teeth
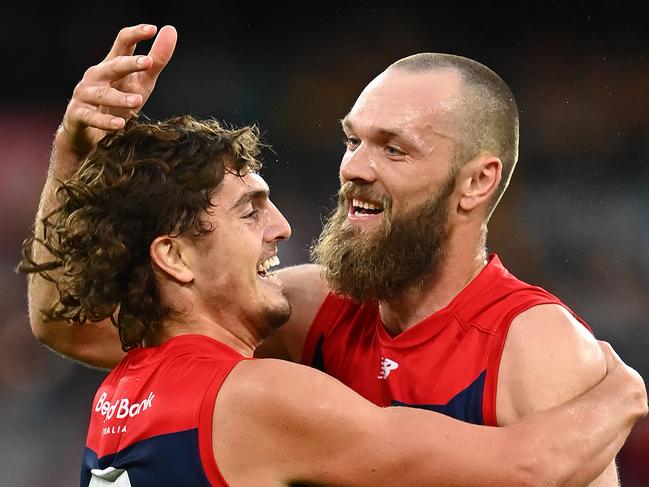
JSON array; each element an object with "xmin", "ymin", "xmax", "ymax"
[
  {"xmin": 352, "ymin": 198, "xmax": 382, "ymax": 211},
  {"xmin": 259, "ymin": 255, "xmax": 280, "ymax": 273}
]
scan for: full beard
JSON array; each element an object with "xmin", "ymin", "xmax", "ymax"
[{"xmin": 311, "ymin": 172, "xmax": 457, "ymax": 302}]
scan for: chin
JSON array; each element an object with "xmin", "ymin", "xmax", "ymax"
[{"xmin": 262, "ymin": 300, "xmax": 292, "ymax": 332}]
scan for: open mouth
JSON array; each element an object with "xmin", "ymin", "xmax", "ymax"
[
  {"xmin": 257, "ymin": 255, "xmax": 280, "ymax": 278},
  {"xmin": 350, "ymin": 198, "xmax": 385, "ymax": 216}
]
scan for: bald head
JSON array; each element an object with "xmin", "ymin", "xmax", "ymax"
[{"xmin": 388, "ymin": 53, "xmax": 519, "ymax": 216}]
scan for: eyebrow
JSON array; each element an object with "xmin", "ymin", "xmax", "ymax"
[
  {"xmin": 341, "ymin": 117, "xmax": 415, "ymax": 145},
  {"xmin": 342, "ymin": 115, "xmax": 456, "ymax": 144},
  {"xmin": 229, "ymin": 188, "xmax": 269, "ymax": 211}
]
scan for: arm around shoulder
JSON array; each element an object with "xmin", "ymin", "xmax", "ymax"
[
  {"xmin": 255, "ymin": 264, "xmax": 329, "ymax": 361},
  {"xmin": 211, "ymin": 357, "xmax": 626, "ymax": 487}
]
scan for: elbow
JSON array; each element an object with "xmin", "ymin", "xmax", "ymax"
[
  {"xmin": 29, "ymin": 310, "xmax": 49, "ymax": 343},
  {"xmin": 26, "ymin": 282, "xmax": 54, "ymax": 346},
  {"xmin": 509, "ymin": 459, "xmax": 550, "ymax": 487},
  {"xmin": 507, "ymin": 421, "xmax": 614, "ymax": 487},
  {"xmin": 508, "ymin": 438, "xmax": 574, "ymax": 487},
  {"xmin": 28, "ymin": 302, "xmax": 61, "ymax": 350}
]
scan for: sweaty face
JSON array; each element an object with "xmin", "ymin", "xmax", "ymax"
[
  {"xmin": 189, "ymin": 172, "xmax": 292, "ymax": 338},
  {"xmin": 313, "ymin": 168, "xmax": 457, "ymax": 302},
  {"xmin": 312, "ymin": 68, "xmax": 463, "ymax": 301}
]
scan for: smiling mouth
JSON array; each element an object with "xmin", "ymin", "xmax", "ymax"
[
  {"xmin": 257, "ymin": 255, "xmax": 280, "ymax": 278},
  {"xmin": 350, "ymin": 198, "xmax": 385, "ymax": 216}
]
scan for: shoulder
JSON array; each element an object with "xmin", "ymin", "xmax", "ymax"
[
  {"xmin": 220, "ymin": 357, "xmax": 347, "ymax": 408},
  {"xmin": 209, "ymin": 359, "xmax": 314, "ymax": 482},
  {"xmin": 277, "ymin": 264, "xmax": 329, "ymax": 322},
  {"xmin": 211, "ymin": 358, "xmax": 381, "ymax": 477},
  {"xmin": 277, "ymin": 264, "xmax": 329, "ymax": 310},
  {"xmin": 497, "ymin": 304, "xmax": 605, "ymax": 424},
  {"xmin": 458, "ymin": 256, "xmax": 568, "ymax": 331},
  {"xmin": 506, "ymin": 304, "xmax": 597, "ymax": 356},
  {"xmin": 216, "ymin": 357, "xmax": 380, "ymax": 431}
]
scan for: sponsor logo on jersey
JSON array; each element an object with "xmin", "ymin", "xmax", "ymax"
[
  {"xmin": 378, "ymin": 356, "xmax": 399, "ymax": 379},
  {"xmin": 95, "ymin": 391, "xmax": 155, "ymax": 421}
]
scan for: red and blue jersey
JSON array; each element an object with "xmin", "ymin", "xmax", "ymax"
[
  {"xmin": 302, "ymin": 254, "xmax": 590, "ymax": 426},
  {"xmin": 82, "ymin": 334, "xmax": 245, "ymax": 486}
]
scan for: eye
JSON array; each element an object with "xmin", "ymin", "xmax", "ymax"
[
  {"xmin": 243, "ymin": 208, "xmax": 259, "ymax": 219},
  {"xmin": 385, "ymin": 145, "xmax": 405, "ymax": 156},
  {"xmin": 343, "ymin": 135, "xmax": 360, "ymax": 151}
]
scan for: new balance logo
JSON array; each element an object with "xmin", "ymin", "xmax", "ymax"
[{"xmin": 378, "ymin": 357, "xmax": 399, "ymax": 379}]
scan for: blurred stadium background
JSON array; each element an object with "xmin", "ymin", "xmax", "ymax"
[{"xmin": 1, "ymin": 2, "xmax": 647, "ymax": 485}]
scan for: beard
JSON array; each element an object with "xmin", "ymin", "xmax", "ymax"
[
  {"xmin": 262, "ymin": 299, "xmax": 292, "ymax": 332},
  {"xmin": 311, "ymin": 171, "xmax": 457, "ymax": 302}
]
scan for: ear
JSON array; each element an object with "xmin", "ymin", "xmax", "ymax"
[
  {"xmin": 149, "ymin": 236, "xmax": 195, "ymax": 284},
  {"xmin": 457, "ymin": 155, "xmax": 502, "ymax": 213}
]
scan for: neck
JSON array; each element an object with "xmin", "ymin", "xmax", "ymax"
[
  {"xmin": 156, "ymin": 308, "xmax": 261, "ymax": 358},
  {"xmin": 379, "ymin": 226, "xmax": 487, "ymax": 336}
]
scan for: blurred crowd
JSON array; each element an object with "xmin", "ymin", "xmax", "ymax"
[{"xmin": 1, "ymin": 4, "xmax": 647, "ymax": 485}]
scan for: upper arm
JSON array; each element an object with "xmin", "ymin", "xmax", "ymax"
[
  {"xmin": 497, "ymin": 304, "xmax": 605, "ymax": 424},
  {"xmin": 213, "ymin": 359, "xmax": 551, "ymax": 487},
  {"xmin": 27, "ymin": 252, "xmax": 125, "ymax": 370},
  {"xmin": 254, "ymin": 264, "xmax": 329, "ymax": 361},
  {"xmin": 497, "ymin": 304, "xmax": 618, "ymax": 486},
  {"xmin": 23, "ymin": 170, "xmax": 125, "ymax": 369}
]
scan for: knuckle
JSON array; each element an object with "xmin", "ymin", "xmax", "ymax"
[
  {"xmin": 79, "ymin": 108, "xmax": 92, "ymax": 124},
  {"xmin": 95, "ymin": 85, "xmax": 107, "ymax": 100},
  {"xmin": 83, "ymin": 65, "xmax": 98, "ymax": 79},
  {"xmin": 72, "ymin": 82, "xmax": 84, "ymax": 98}
]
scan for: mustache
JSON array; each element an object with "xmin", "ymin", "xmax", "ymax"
[{"xmin": 338, "ymin": 182, "xmax": 392, "ymax": 210}]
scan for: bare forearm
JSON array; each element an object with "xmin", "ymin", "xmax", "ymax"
[
  {"xmin": 509, "ymin": 372, "xmax": 645, "ymax": 487},
  {"xmin": 26, "ymin": 135, "xmax": 123, "ymax": 368},
  {"xmin": 375, "ymin": 368, "xmax": 643, "ymax": 487},
  {"xmin": 378, "ymin": 407, "xmax": 538, "ymax": 487},
  {"xmin": 28, "ymin": 131, "xmax": 82, "ymax": 332}
]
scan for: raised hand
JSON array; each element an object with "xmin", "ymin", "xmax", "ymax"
[{"xmin": 57, "ymin": 24, "xmax": 177, "ymax": 162}]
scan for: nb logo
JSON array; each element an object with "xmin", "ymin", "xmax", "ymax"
[{"xmin": 378, "ymin": 357, "xmax": 399, "ymax": 379}]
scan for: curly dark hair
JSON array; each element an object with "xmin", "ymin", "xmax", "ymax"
[{"xmin": 18, "ymin": 115, "xmax": 263, "ymax": 350}]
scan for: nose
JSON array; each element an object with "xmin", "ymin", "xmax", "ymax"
[
  {"xmin": 339, "ymin": 144, "xmax": 377, "ymax": 184},
  {"xmin": 265, "ymin": 200, "xmax": 292, "ymax": 242}
]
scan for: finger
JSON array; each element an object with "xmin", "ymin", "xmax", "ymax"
[
  {"xmin": 66, "ymin": 105, "xmax": 126, "ymax": 131},
  {"xmin": 145, "ymin": 25, "xmax": 178, "ymax": 80},
  {"xmin": 105, "ymin": 24, "xmax": 158, "ymax": 60},
  {"xmin": 75, "ymin": 83, "xmax": 143, "ymax": 111},
  {"xmin": 94, "ymin": 54, "xmax": 154, "ymax": 81}
]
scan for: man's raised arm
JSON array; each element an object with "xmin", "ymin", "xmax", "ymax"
[{"xmin": 20, "ymin": 24, "xmax": 177, "ymax": 368}]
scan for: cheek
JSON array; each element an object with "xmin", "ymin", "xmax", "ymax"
[{"xmin": 388, "ymin": 185, "xmax": 425, "ymax": 213}]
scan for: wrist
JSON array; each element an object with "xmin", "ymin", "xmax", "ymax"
[{"xmin": 50, "ymin": 125, "xmax": 88, "ymax": 180}]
